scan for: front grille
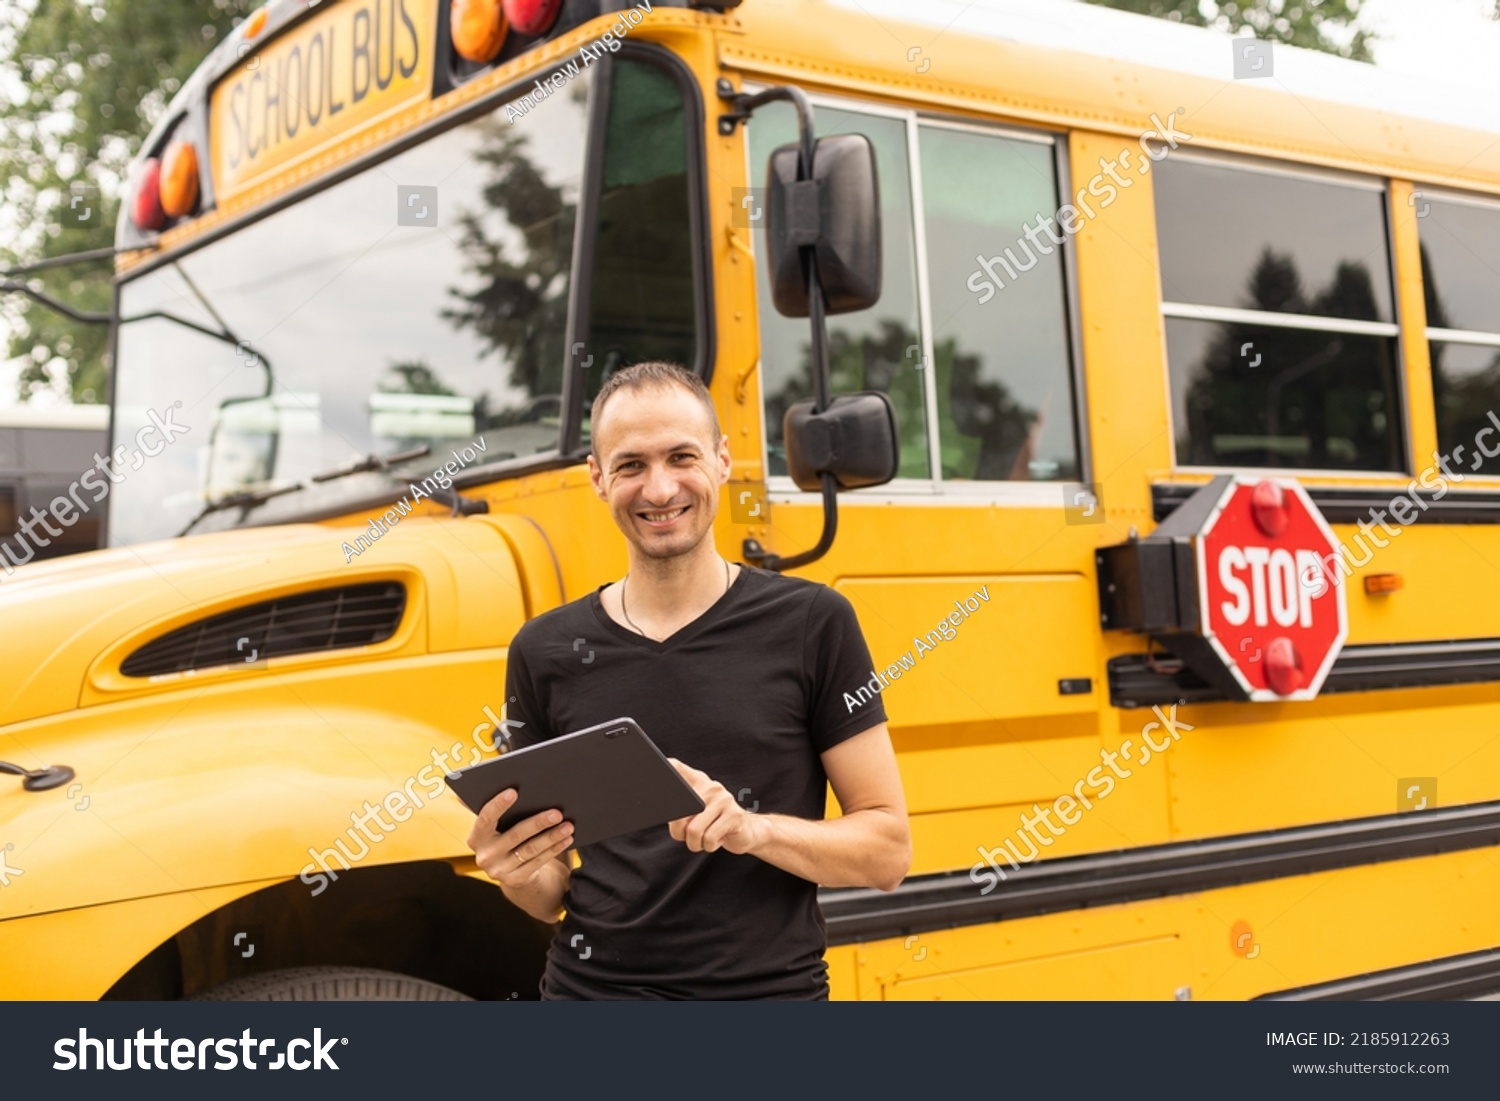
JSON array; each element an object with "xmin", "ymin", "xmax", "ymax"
[{"xmin": 120, "ymin": 582, "xmax": 407, "ymax": 677}]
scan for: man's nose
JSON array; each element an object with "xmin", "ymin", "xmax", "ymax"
[{"xmin": 643, "ymin": 461, "xmax": 683, "ymax": 503}]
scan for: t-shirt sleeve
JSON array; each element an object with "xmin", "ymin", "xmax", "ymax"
[
  {"xmin": 803, "ymin": 585, "xmax": 888, "ymax": 754},
  {"xmin": 502, "ymin": 627, "xmax": 554, "ymax": 753}
]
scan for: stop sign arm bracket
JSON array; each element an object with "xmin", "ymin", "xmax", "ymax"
[{"xmin": 1096, "ymin": 476, "xmax": 1252, "ymax": 702}]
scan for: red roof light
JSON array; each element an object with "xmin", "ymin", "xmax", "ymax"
[{"xmin": 131, "ymin": 158, "xmax": 165, "ymax": 231}]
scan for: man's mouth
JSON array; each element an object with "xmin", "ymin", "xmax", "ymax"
[{"xmin": 638, "ymin": 505, "xmax": 689, "ymax": 527}]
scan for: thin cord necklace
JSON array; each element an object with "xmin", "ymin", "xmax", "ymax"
[{"xmin": 621, "ymin": 557, "xmax": 732, "ymax": 641}]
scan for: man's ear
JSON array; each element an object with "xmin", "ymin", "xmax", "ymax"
[
  {"xmin": 587, "ymin": 453, "xmax": 608, "ymax": 501},
  {"xmin": 717, "ymin": 434, "xmax": 732, "ymax": 485}
]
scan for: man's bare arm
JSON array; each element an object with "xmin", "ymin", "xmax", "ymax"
[
  {"xmin": 498, "ymin": 855, "xmax": 571, "ymax": 924},
  {"xmin": 669, "ymin": 722, "xmax": 912, "ymax": 891}
]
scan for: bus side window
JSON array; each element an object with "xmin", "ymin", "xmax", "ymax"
[
  {"xmin": 1417, "ymin": 194, "xmax": 1500, "ymax": 475},
  {"xmin": 1153, "ymin": 155, "xmax": 1402, "ymax": 472}
]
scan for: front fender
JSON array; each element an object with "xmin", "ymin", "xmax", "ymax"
[{"xmin": 0, "ymin": 649, "xmax": 506, "ymax": 926}]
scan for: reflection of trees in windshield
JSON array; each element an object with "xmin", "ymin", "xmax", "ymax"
[
  {"xmin": 1423, "ymin": 242, "xmax": 1500, "ymax": 452},
  {"xmin": 766, "ymin": 318, "xmax": 1044, "ymax": 481},
  {"xmin": 441, "ymin": 117, "xmax": 571, "ymax": 426},
  {"xmin": 379, "ymin": 361, "xmax": 458, "ymax": 395},
  {"xmin": 1180, "ymin": 248, "xmax": 1399, "ymax": 469}
]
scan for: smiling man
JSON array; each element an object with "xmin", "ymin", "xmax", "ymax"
[{"xmin": 466, "ymin": 360, "xmax": 911, "ymax": 1000}]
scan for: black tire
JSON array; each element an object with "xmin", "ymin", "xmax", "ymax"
[{"xmin": 190, "ymin": 966, "xmax": 472, "ymax": 1001}]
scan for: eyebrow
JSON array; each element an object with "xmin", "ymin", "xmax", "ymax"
[{"xmin": 610, "ymin": 441, "xmax": 705, "ymax": 462}]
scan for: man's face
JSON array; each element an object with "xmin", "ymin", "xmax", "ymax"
[{"xmin": 588, "ymin": 383, "xmax": 730, "ymax": 561}]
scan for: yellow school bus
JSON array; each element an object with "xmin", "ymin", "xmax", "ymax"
[{"xmin": 5, "ymin": 0, "xmax": 1500, "ymax": 1000}]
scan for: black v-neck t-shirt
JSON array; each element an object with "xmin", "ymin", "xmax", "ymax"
[{"xmin": 502, "ymin": 563, "xmax": 888, "ymax": 1000}]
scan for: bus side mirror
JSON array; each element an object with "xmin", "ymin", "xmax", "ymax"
[
  {"xmin": 765, "ymin": 133, "xmax": 882, "ymax": 317},
  {"xmin": 783, "ymin": 391, "xmax": 899, "ymax": 492}
]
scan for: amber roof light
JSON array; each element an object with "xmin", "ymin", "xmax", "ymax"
[
  {"xmin": 452, "ymin": 0, "xmax": 508, "ymax": 62},
  {"xmin": 160, "ymin": 141, "xmax": 200, "ymax": 219}
]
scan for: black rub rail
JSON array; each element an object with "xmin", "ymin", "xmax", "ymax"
[{"xmin": 819, "ymin": 799, "xmax": 1500, "ymax": 946}]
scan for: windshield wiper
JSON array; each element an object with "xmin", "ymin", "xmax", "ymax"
[
  {"xmin": 1, "ymin": 250, "xmax": 276, "ymax": 399},
  {"xmin": 310, "ymin": 445, "xmax": 433, "ymax": 483},
  {"xmin": 177, "ymin": 482, "xmax": 305, "ymax": 537},
  {"xmin": 310, "ymin": 445, "xmax": 488, "ymax": 516}
]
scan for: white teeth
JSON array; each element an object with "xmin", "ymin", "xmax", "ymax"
[{"xmin": 642, "ymin": 507, "xmax": 687, "ymax": 522}]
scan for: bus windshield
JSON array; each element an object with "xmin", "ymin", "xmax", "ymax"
[{"xmin": 109, "ymin": 71, "xmax": 593, "ymax": 546}]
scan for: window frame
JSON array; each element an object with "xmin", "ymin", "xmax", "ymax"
[
  {"xmin": 1154, "ymin": 147, "xmax": 1410, "ymax": 480},
  {"xmin": 1412, "ymin": 182, "xmax": 1500, "ymax": 483},
  {"xmin": 104, "ymin": 44, "xmax": 713, "ymax": 542},
  {"xmin": 742, "ymin": 85, "xmax": 1090, "ymax": 507},
  {"xmin": 0, "ymin": 476, "xmax": 22, "ymax": 541}
]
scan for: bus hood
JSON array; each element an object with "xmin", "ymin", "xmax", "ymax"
[{"xmin": 0, "ymin": 515, "xmax": 553, "ymax": 729}]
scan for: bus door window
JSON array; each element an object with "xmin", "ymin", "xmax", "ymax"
[
  {"xmin": 578, "ymin": 56, "xmax": 700, "ymax": 449},
  {"xmin": 1153, "ymin": 154, "xmax": 1402, "ymax": 472}
]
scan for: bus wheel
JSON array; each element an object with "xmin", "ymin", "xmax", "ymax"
[{"xmin": 189, "ymin": 966, "xmax": 472, "ymax": 1001}]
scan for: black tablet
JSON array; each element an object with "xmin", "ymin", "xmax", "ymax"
[{"xmin": 443, "ymin": 717, "xmax": 705, "ymax": 848}]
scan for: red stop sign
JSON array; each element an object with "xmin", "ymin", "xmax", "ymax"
[{"xmin": 1197, "ymin": 478, "xmax": 1348, "ymax": 701}]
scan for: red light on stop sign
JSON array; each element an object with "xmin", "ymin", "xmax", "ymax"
[
  {"xmin": 1251, "ymin": 480, "xmax": 1288, "ymax": 537},
  {"xmin": 1264, "ymin": 637, "xmax": 1303, "ymax": 696}
]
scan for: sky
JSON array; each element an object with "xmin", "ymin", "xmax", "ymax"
[
  {"xmin": 1360, "ymin": 0, "xmax": 1500, "ymax": 98},
  {"xmin": 5, "ymin": 0, "xmax": 1500, "ymax": 407}
]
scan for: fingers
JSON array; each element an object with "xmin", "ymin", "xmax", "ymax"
[
  {"xmin": 479, "ymin": 817, "xmax": 574, "ymax": 885},
  {"xmin": 670, "ymin": 758, "xmax": 711, "ymax": 795},
  {"xmin": 509, "ymin": 818, "xmax": 575, "ymax": 869},
  {"xmin": 700, "ymin": 813, "xmax": 739, "ymax": 854},
  {"xmin": 466, "ymin": 787, "xmax": 516, "ymax": 852},
  {"xmin": 662, "ymin": 764, "xmax": 746, "ymax": 853},
  {"xmin": 681, "ymin": 793, "xmax": 738, "ymax": 853},
  {"xmin": 497, "ymin": 807, "xmax": 568, "ymax": 853},
  {"xmin": 467, "ymin": 788, "xmax": 574, "ymax": 886}
]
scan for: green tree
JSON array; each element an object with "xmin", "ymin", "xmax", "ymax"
[
  {"xmin": 1085, "ymin": 0, "xmax": 1375, "ymax": 62},
  {"xmin": 0, "ymin": 0, "xmax": 256, "ymax": 404}
]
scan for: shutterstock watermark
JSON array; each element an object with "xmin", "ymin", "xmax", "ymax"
[
  {"xmin": 969, "ymin": 704, "xmax": 1195, "ymax": 894},
  {"xmin": 298, "ymin": 700, "xmax": 524, "ymax": 895},
  {"xmin": 0, "ymin": 403, "xmax": 189, "ymax": 578},
  {"xmin": 1303, "ymin": 409, "xmax": 1500, "ymax": 597},
  {"xmin": 968, "ymin": 110, "xmax": 1193, "ymax": 303}
]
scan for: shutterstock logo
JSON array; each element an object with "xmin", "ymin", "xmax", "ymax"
[{"xmin": 53, "ymin": 1027, "xmax": 343, "ymax": 1070}]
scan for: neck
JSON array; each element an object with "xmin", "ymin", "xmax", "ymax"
[{"xmin": 623, "ymin": 544, "xmax": 728, "ymax": 618}]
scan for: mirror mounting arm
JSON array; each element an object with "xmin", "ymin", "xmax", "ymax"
[{"xmin": 716, "ymin": 80, "xmax": 843, "ymax": 572}]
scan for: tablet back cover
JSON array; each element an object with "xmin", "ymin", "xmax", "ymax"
[{"xmin": 445, "ymin": 718, "xmax": 705, "ymax": 847}]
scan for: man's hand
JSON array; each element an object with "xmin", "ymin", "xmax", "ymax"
[
  {"xmin": 667, "ymin": 758, "xmax": 770, "ymax": 855},
  {"xmin": 670, "ymin": 725, "xmax": 910, "ymax": 891},
  {"xmin": 466, "ymin": 787, "xmax": 574, "ymax": 889}
]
